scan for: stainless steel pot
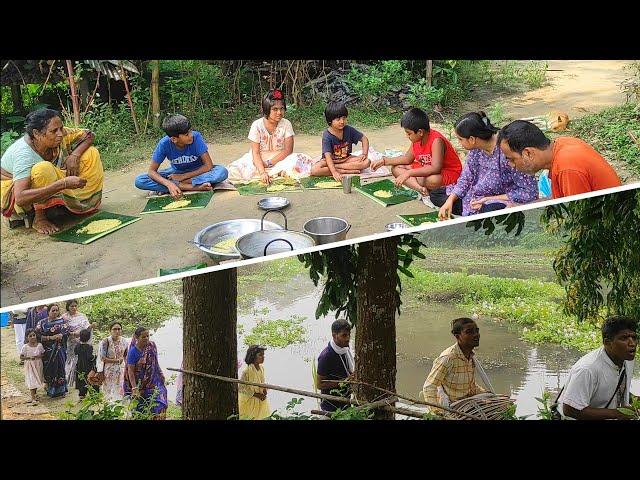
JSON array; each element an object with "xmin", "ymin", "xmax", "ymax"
[
  {"xmin": 236, "ymin": 210, "xmax": 316, "ymax": 259},
  {"xmin": 302, "ymin": 217, "xmax": 351, "ymax": 245}
]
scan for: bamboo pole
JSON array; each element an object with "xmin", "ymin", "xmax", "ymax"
[
  {"xmin": 150, "ymin": 60, "xmax": 161, "ymax": 129},
  {"xmin": 425, "ymin": 60, "xmax": 433, "ymax": 87},
  {"xmin": 169, "ymin": 367, "xmax": 481, "ymax": 420},
  {"xmin": 119, "ymin": 61, "xmax": 140, "ymax": 135},
  {"xmin": 66, "ymin": 60, "xmax": 81, "ymax": 125}
]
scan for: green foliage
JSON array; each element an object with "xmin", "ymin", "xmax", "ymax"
[
  {"xmin": 80, "ymin": 282, "xmax": 181, "ymax": 335},
  {"xmin": 535, "ymin": 390, "xmax": 557, "ymax": 420},
  {"xmin": 329, "ymin": 405, "xmax": 374, "ymax": 420},
  {"xmin": 481, "ymin": 61, "xmax": 548, "ymax": 91},
  {"xmin": 541, "ymin": 190, "xmax": 640, "ymax": 322},
  {"xmin": 487, "ymin": 102, "xmax": 507, "ymax": 126},
  {"xmin": 0, "ymin": 130, "xmax": 19, "ymax": 155},
  {"xmin": 406, "ymin": 79, "xmax": 445, "ymax": 111},
  {"xmin": 262, "ymin": 397, "xmax": 315, "ymax": 420},
  {"xmin": 569, "ymin": 103, "xmax": 640, "ymax": 172},
  {"xmin": 59, "ymin": 386, "xmax": 162, "ymax": 420},
  {"xmin": 467, "ymin": 211, "xmax": 526, "ymax": 237},
  {"xmin": 617, "ymin": 396, "xmax": 640, "ymax": 419},
  {"xmin": 345, "ymin": 60, "xmax": 411, "ymax": 103},
  {"xmin": 244, "ymin": 316, "xmax": 307, "ymax": 348}
]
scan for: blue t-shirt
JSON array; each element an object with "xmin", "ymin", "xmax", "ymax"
[
  {"xmin": 127, "ymin": 345, "xmax": 143, "ymax": 366},
  {"xmin": 317, "ymin": 343, "xmax": 352, "ymax": 412},
  {"xmin": 321, "ymin": 125, "xmax": 363, "ymax": 161},
  {"xmin": 151, "ymin": 130, "xmax": 208, "ymax": 173}
]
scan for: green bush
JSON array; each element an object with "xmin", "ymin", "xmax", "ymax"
[
  {"xmin": 406, "ymin": 79, "xmax": 445, "ymax": 111},
  {"xmin": 345, "ymin": 60, "xmax": 411, "ymax": 103},
  {"xmin": 1, "ymin": 130, "xmax": 19, "ymax": 156}
]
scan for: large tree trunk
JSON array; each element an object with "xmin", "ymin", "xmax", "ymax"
[
  {"xmin": 182, "ymin": 269, "xmax": 238, "ymax": 420},
  {"xmin": 150, "ymin": 60, "xmax": 160, "ymax": 128},
  {"xmin": 354, "ymin": 238, "xmax": 398, "ymax": 420},
  {"xmin": 425, "ymin": 60, "xmax": 433, "ymax": 87},
  {"xmin": 10, "ymin": 84, "xmax": 24, "ymax": 116}
]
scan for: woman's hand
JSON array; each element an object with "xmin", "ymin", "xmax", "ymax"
[
  {"xmin": 65, "ymin": 153, "xmax": 80, "ymax": 177},
  {"xmin": 469, "ymin": 196, "xmax": 489, "ymax": 211},
  {"xmin": 62, "ymin": 176, "xmax": 87, "ymax": 190},
  {"xmin": 439, "ymin": 200, "xmax": 454, "ymax": 220},
  {"xmin": 260, "ymin": 171, "xmax": 271, "ymax": 185}
]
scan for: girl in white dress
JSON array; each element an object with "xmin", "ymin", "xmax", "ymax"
[
  {"xmin": 20, "ymin": 329, "xmax": 45, "ymax": 403},
  {"xmin": 227, "ymin": 89, "xmax": 314, "ymax": 183}
]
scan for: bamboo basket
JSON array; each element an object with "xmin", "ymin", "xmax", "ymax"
[{"xmin": 444, "ymin": 393, "xmax": 515, "ymax": 420}]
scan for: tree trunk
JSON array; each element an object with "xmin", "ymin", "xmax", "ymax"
[
  {"xmin": 65, "ymin": 60, "xmax": 81, "ymax": 125},
  {"xmin": 425, "ymin": 60, "xmax": 433, "ymax": 87},
  {"xmin": 10, "ymin": 84, "xmax": 24, "ymax": 116},
  {"xmin": 354, "ymin": 238, "xmax": 398, "ymax": 420},
  {"xmin": 78, "ymin": 76, "xmax": 89, "ymax": 110},
  {"xmin": 182, "ymin": 269, "xmax": 238, "ymax": 420},
  {"xmin": 150, "ymin": 60, "xmax": 161, "ymax": 128},
  {"xmin": 118, "ymin": 61, "xmax": 140, "ymax": 135}
]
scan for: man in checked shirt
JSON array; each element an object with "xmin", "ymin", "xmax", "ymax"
[{"xmin": 422, "ymin": 317, "xmax": 487, "ymax": 414}]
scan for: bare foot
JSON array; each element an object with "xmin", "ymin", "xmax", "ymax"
[
  {"xmin": 32, "ymin": 211, "xmax": 60, "ymax": 234},
  {"xmin": 180, "ymin": 182, "xmax": 213, "ymax": 192}
]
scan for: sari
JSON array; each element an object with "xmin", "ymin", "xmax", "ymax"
[
  {"xmin": 36, "ymin": 317, "xmax": 72, "ymax": 397},
  {"xmin": 24, "ymin": 307, "xmax": 48, "ymax": 343},
  {"xmin": 1, "ymin": 128, "xmax": 103, "ymax": 220},
  {"xmin": 96, "ymin": 335, "xmax": 129, "ymax": 402},
  {"xmin": 123, "ymin": 339, "xmax": 168, "ymax": 415},
  {"xmin": 62, "ymin": 312, "xmax": 91, "ymax": 388}
]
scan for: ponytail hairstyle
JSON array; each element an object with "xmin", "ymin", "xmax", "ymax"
[{"xmin": 454, "ymin": 111, "xmax": 499, "ymax": 140}]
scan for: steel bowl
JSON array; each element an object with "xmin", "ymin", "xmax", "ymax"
[
  {"xmin": 236, "ymin": 230, "xmax": 316, "ymax": 259},
  {"xmin": 385, "ymin": 222, "xmax": 410, "ymax": 232},
  {"xmin": 257, "ymin": 196, "xmax": 290, "ymax": 211},
  {"xmin": 192, "ymin": 219, "xmax": 283, "ymax": 263},
  {"xmin": 302, "ymin": 217, "xmax": 351, "ymax": 245}
]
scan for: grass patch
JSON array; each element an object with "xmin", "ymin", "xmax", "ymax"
[
  {"xmin": 243, "ymin": 315, "xmax": 307, "ymax": 348},
  {"xmin": 569, "ymin": 103, "xmax": 640, "ymax": 174},
  {"xmin": 404, "ymin": 267, "xmax": 600, "ymax": 351},
  {"xmin": 81, "ymin": 281, "xmax": 181, "ymax": 336},
  {"xmin": 238, "ymin": 257, "xmax": 306, "ymax": 284}
]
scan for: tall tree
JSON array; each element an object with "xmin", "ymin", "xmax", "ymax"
[
  {"xmin": 150, "ymin": 60, "xmax": 161, "ymax": 128},
  {"xmin": 182, "ymin": 269, "xmax": 238, "ymax": 420}
]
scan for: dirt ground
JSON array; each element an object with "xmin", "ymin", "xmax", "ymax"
[{"xmin": 1, "ymin": 60, "xmax": 636, "ymax": 307}]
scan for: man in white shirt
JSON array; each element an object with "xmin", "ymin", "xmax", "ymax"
[{"xmin": 559, "ymin": 315, "xmax": 637, "ymax": 420}]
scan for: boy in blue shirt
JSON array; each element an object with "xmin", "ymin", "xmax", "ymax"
[{"xmin": 134, "ymin": 115, "xmax": 228, "ymax": 199}]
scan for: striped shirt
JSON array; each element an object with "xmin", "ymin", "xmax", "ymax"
[{"xmin": 422, "ymin": 343, "xmax": 486, "ymax": 413}]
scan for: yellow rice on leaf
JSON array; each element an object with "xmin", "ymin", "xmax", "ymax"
[
  {"xmin": 162, "ymin": 199, "xmax": 192, "ymax": 210},
  {"xmin": 373, "ymin": 190, "xmax": 393, "ymax": 198},
  {"xmin": 77, "ymin": 219, "xmax": 123, "ymax": 235}
]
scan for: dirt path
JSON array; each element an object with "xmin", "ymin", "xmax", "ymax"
[
  {"xmin": 1, "ymin": 60, "xmax": 635, "ymax": 307},
  {"xmin": 1, "ymin": 327, "xmax": 56, "ymax": 419}
]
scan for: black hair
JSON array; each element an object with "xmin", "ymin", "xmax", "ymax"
[
  {"xmin": 497, "ymin": 120, "xmax": 551, "ymax": 154},
  {"xmin": 400, "ymin": 108, "xmax": 430, "ymax": 133},
  {"xmin": 601, "ymin": 315, "xmax": 638, "ymax": 342},
  {"xmin": 79, "ymin": 329, "xmax": 91, "ymax": 343},
  {"xmin": 25, "ymin": 328, "xmax": 37, "ymax": 339},
  {"xmin": 65, "ymin": 299, "xmax": 78, "ymax": 312},
  {"xmin": 262, "ymin": 89, "xmax": 287, "ymax": 118},
  {"xmin": 324, "ymin": 101, "xmax": 349, "ymax": 125},
  {"xmin": 331, "ymin": 318, "xmax": 351, "ymax": 335},
  {"xmin": 134, "ymin": 326, "xmax": 148, "ymax": 338},
  {"xmin": 245, "ymin": 344, "xmax": 266, "ymax": 365},
  {"xmin": 25, "ymin": 108, "xmax": 61, "ymax": 139},
  {"xmin": 47, "ymin": 303, "xmax": 60, "ymax": 313},
  {"xmin": 455, "ymin": 111, "xmax": 499, "ymax": 140},
  {"xmin": 162, "ymin": 114, "xmax": 191, "ymax": 137},
  {"xmin": 109, "ymin": 322, "xmax": 123, "ymax": 331},
  {"xmin": 451, "ymin": 317, "xmax": 476, "ymax": 335}
]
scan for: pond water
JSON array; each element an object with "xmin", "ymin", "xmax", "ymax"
[{"xmin": 153, "ymin": 274, "xmax": 639, "ymax": 419}]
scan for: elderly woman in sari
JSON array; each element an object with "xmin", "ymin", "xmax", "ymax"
[
  {"xmin": 124, "ymin": 326, "xmax": 168, "ymax": 419},
  {"xmin": 96, "ymin": 322, "xmax": 129, "ymax": 402},
  {"xmin": 35, "ymin": 303, "xmax": 72, "ymax": 397},
  {"xmin": 62, "ymin": 299, "xmax": 96, "ymax": 389},
  {"xmin": 0, "ymin": 108, "xmax": 104, "ymax": 234}
]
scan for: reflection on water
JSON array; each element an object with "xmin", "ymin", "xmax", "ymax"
[{"xmin": 154, "ymin": 280, "xmax": 639, "ymax": 419}]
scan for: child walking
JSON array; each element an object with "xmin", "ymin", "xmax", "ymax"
[
  {"xmin": 20, "ymin": 329, "xmax": 45, "ymax": 404},
  {"xmin": 74, "ymin": 329, "xmax": 96, "ymax": 399}
]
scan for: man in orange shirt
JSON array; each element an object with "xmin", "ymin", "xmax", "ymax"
[{"xmin": 498, "ymin": 120, "xmax": 621, "ymax": 198}]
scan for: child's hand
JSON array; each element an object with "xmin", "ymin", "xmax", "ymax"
[
  {"xmin": 167, "ymin": 183, "xmax": 183, "ymax": 200},
  {"xmin": 371, "ymin": 159, "xmax": 384, "ymax": 171},
  {"xmin": 394, "ymin": 172, "xmax": 410, "ymax": 187},
  {"xmin": 358, "ymin": 154, "xmax": 368, "ymax": 164},
  {"xmin": 168, "ymin": 173, "xmax": 186, "ymax": 183},
  {"xmin": 332, "ymin": 171, "xmax": 343, "ymax": 182}
]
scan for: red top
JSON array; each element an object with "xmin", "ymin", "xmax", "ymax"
[{"xmin": 411, "ymin": 129, "xmax": 462, "ymax": 184}]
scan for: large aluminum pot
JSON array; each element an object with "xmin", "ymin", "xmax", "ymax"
[{"xmin": 302, "ymin": 217, "xmax": 351, "ymax": 245}]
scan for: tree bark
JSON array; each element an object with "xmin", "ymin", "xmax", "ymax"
[
  {"xmin": 150, "ymin": 60, "xmax": 160, "ymax": 128},
  {"xmin": 65, "ymin": 60, "xmax": 80, "ymax": 125},
  {"xmin": 425, "ymin": 60, "xmax": 433, "ymax": 87},
  {"xmin": 182, "ymin": 269, "xmax": 238, "ymax": 420},
  {"xmin": 10, "ymin": 84, "xmax": 25, "ymax": 116},
  {"xmin": 354, "ymin": 238, "xmax": 398, "ymax": 420}
]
